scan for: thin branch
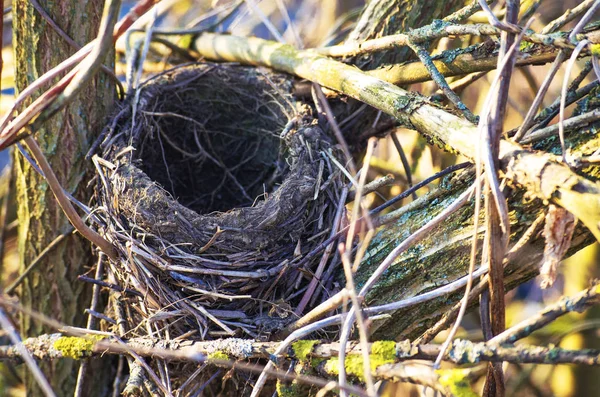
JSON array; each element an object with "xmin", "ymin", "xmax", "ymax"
[
  {"xmin": 243, "ymin": 0, "xmax": 285, "ymax": 43},
  {"xmin": 313, "ymin": 84, "xmax": 356, "ymax": 173},
  {"xmin": 318, "ymin": 22, "xmax": 583, "ymax": 59},
  {"xmin": 542, "ymin": 0, "xmax": 599, "ymax": 34},
  {"xmin": 374, "ymin": 363, "xmax": 452, "ymax": 396},
  {"xmin": 29, "ymin": 0, "xmax": 123, "ymax": 96},
  {"xmin": 296, "ymin": 187, "xmax": 348, "ymax": 315},
  {"xmin": 347, "ymin": 174, "xmax": 394, "ymax": 202},
  {"xmin": 389, "ymin": 133, "xmax": 415, "ymax": 198},
  {"xmin": 488, "ymin": 282, "xmax": 600, "ymax": 345},
  {"xmin": 568, "ymin": 0, "xmax": 600, "ymax": 42},
  {"xmin": 23, "ymin": 137, "xmax": 117, "ymax": 260},
  {"xmin": 513, "ymin": 51, "xmax": 567, "ymax": 142},
  {"xmin": 521, "ymin": 108, "xmax": 600, "ymax": 144},
  {"xmin": 74, "ymin": 253, "xmax": 106, "ymax": 397},
  {"xmin": 5, "ymin": 227, "xmax": 75, "ymax": 295},
  {"xmin": 0, "ymin": 0, "xmax": 159, "ymax": 149},
  {"xmin": 0, "ymin": 309, "xmax": 55, "ymax": 396},
  {"xmin": 477, "ymin": 0, "xmax": 520, "ymax": 33},
  {"xmin": 338, "ymin": 246, "xmax": 376, "ymax": 397},
  {"xmin": 559, "ymin": 39, "xmax": 590, "ymax": 163},
  {"xmin": 408, "ymin": 41, "xmax": 477, "ymax": 122}
]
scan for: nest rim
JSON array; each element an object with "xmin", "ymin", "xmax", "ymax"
[{"xmin": 93, "ymin": 63, "xmax": 344, "ymax": 340}]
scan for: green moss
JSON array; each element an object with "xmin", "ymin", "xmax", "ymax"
[
  {"xmin": 323, "ymin": 341, "xmax": 397, "ymax": 381},
  {"xmin": 292, "ymin": 340, "xmax": 319, "ymax": 361},
  {"xmin": 436, "ymin": 368, "xmax": 478, "ymax": 397},
  {"xmin": 207, "ymin": 351, "xmax": 229, "ymax": 361},
  {"xmin": 310, "ymin": 357, "xmax": 325, "ymax": 368},
  {"xmin": 177, "ymin": 34, "xmax": 194, "ymax": 50},
  {"xmin": 53, "ymin": 335, "xmax": 105, "ymax": 360},
  {"xmin": 325, "ymin": 356, "xmax": 358, "ymax": 378}
]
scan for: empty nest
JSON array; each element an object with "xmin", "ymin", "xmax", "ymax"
[{"xmin": 93, "ymin": 63, "xmax": 344, "ymax": 340}]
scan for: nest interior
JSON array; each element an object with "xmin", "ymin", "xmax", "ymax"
[
  {"xmin": 95, "ymin": 63, "xmax": 343, "ymax": 340},
  {"xmin": 134, "ymin": 66, "xmax": 285, "ymax": 214}
]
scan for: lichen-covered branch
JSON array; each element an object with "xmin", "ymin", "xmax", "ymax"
[
  {"xmin": 365, "ymin": 40, "xmax": 580, "ymax": 86},
  {"xmin": 5, "ymin": 334, "xmax": 600, "ymax": 367},
  {"xmin": 489, "ymin": 282, "xmax": 600, "ymax": 345}
]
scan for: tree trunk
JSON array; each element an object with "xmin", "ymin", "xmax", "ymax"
[
  {"xmin": 13, "ymin": 0, "xmax": 114, "ymax": 395},
  {"xmin": 356, "ymin": 168, "xmax": 595, "ymax": 340}
]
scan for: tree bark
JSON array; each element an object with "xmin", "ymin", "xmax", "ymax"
[
  {"xmin": 13, "ymin": 0, "xmax": 114, "ymax": 395},
  {"xmin": 357, "ymin": 169, "xmax": 595, "ymax": 340}
]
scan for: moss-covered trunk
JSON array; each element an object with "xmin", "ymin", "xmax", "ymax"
[{"xmin": 13, "ymin": 0, "xmax": 114, "ymax": 395}]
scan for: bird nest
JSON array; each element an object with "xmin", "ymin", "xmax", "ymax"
[{"xmin": 93, "ymin": 63, "xmax": 343, "ymax": 340}]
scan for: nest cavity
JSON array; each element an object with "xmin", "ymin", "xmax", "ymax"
[{"xmin": 94, "ymin": 63, "xmax": 343, "ymax": 339}]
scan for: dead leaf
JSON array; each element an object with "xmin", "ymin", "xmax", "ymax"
[{"xmin": 540, "ymin": 205, "xmax": 576, "ymax": 289}]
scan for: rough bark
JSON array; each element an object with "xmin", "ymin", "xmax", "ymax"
[
  {"xmin": 13, "ymin": 0, "xmax": 114, "ymax": 395},
  {"xmin": 357, "ymin": 172, "xmax": 594, "ymax": 340}
]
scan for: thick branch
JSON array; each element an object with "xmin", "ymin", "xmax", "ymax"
[
  {"xmin": 192, "ymin": 33, "xmax": 600, "ymax": 241},
  {"xmin": 365, "ymin": 42, "xmax": 569, "ymax": 85}
]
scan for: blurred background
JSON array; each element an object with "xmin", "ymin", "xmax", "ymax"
[{"xmin": 0, "ymin": 0, "xmax": 598, "ymax": 396}]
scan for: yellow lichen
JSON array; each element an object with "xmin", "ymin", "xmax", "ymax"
[
  {"xmin": 436, "ymin": 368, "xmax": 478, "ymax": 397},
  {"xmin": 208, "ymin": 351, "xmax": 229, "ymax": 361},
  {"xmin": 323, "ymin": 340, "xmax": 397, "ymax": 381},
  {"xmin": 519, "ymin": 41, "xmax": 534, "ymax": 52},
  {"xmin": 207, "ymin": 351, "xmax": 230, "ymax": 368},
  {"xmin": 292, "ymin": 340, "xmax": 319, "ymax": 361},
  {"xmin": 53, "ymin": 335, "xmax": 105, "ymax": 360},
  {"xmin": 591, "ymin": 44, "xmax": 600, "ymax": 57},
  {"xmin": 371, "ymin": 341, "xmax": 396, "ymax": 362}
]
